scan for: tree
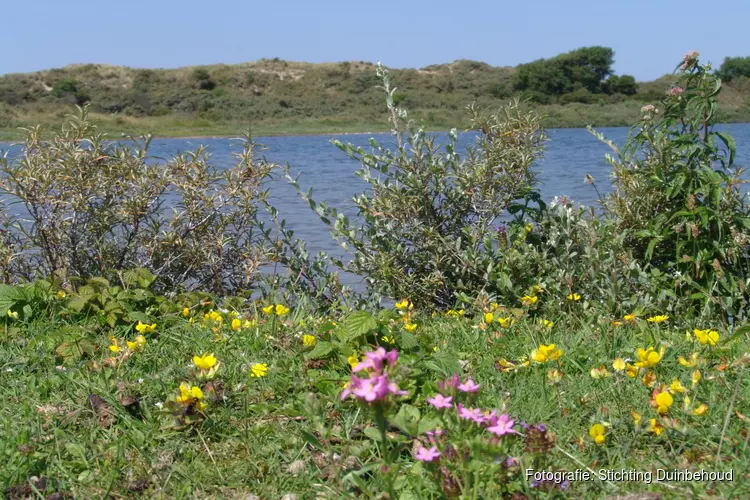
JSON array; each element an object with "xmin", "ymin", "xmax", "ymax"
[
  {"xmin": 604, "ymin": 75, "xmax": 637, "ymax": 95},
  {"xmin": 716, "ymin": 56, "xmax": 750, "ymax": 82},
  {"xmin": 192, "ymin": 68, "xmax": 216, "ymax": 90},
  {"xmin": 512, "ymin": 46, "xmax": 615, "ymax": 96}
]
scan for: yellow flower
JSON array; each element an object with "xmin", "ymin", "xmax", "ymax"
[
  {"xmin": 135, "ymin": 321, "xmax": 156, "ymax": 333},
  {"xmin": 176, "ymin": 382, "xmax": 204, "ymax": 404},
  {"xmin": 649, "ymin": 418, "xmax": 664, "ymax": 436},
  {"xmin": 302, "ymin": 334, "xmax": 316, "ymax": 346},
  {"xmin": 691, "ymin": 370, "xmax": 701, "ymax": 387},
  {"xmin": 611, "ymin": 320, "xmax": 623, "ymax": 327},
  {"xmin": 56, "ymin": 290, "xmax": 66, "ymax": 299},
  {"xmin": 531, "ymin": 285, "xmax": 544, "ymax": 294},
  {"xmin": 669, "ymin": 379, "xmax": 686, "ymax": 394},
  {"xmin": 631, "ymin": 411, "xmax": 642, "ymax": 427},
  {"xmin": 126, "ymin": 335, "xmax": 146, "ymax": 352},
  {"xmin": 524, "ymin": 223, "xmax": 533, "ymax": 233},
  {"xmin": 590, "ymin": 366, "xmax": 611, "ymax": 379},
  {"xmin": 567, "ymin": 293, "xmax": 581, "ymax": 301},
  {"xmin": 497, "ymin": 317, "xmax": 513, "ymax": 328},
  {"xmin": 262, "ymin": 304, "xmax": 274, "ymax": 315},
  {"xmin": 694, "ymin": 329, "xmax": 719, "ymax": 346},
  {"xmin": 589, "ymin": 423, "xmax": 606, "ymax": 445},
  {"xmin": 531, "ymin": 344, "xmax": 563, "ymax": 363},
  {"xmin": 395, "ymin": 299, "xmax": 413, "ymax": 311},
  {"xmin": 243, "ymin": 319, "xmax": 256, "ymax": 328},
  {"xmin": 484, "ymin": 312, "xmax": 494, "ymax": 324},
  {"xmin": 623, "ymin": 313, "xmax": 637, "ymax": 322},
  {"xmin": 7, "ymin": 310, "xmax": 18, "ymax": 320},
  {"xmin": 404, "ymin": 322, "xmax": 417, "ymax": 332},
  {"xmin": 275, "ymin": 304, "xmax": 290, "ymax": 316},
  {"xmin": 182, "ymin": 307, "xmax": 190, "ymax": 317},
  {"xmin": 381, "ymin": 335, "xmax": 396, "ymax": 345},
  {"xmin": 490, "ymin": 302, "xmax": 499, "ymax": 311},
  {"xmin": 250, "ymin": 363, "xmax": 268, "ymax": 378},
  {"xmin": 634, "ymin": 346, "xmax": 664, "ymax": 368},
  {"xmin": 193, "ymin": 353, "xmax": 218, "ymax": 370},
  {"xmin": 446, "ymin": 309, "xmax": 464, "ymax": 317},
  {"xmin": 678, "ymin": 352, "xmax": 700, "ymax": 367},
  {"xmin": 347, "ymin": 355, "xmax": 359, "ymax": 370},
  {"xmin": 547, "ymin": 369, "xmax": 564, "ymax": 385},
  {"xmin": 542, "ymin": 319, "xmax": 554, "ymax": 328},
  {"xmin": 625, "ymin": 363, "xmax": 639, "ymax": 378},
  {"xmin": 655, "ymin": 390, "xmax": 674, "ymax": 414},
  {"xmin": 683, "ymin": 395, "xmax": 692, "ymax": 411},
  {"xmin": 231, "ymin": 318, "xmax": 242, "ymax": 331},
  {"xmin": 641, "ymin": 370, "xmax": 656, "ymax": 387},
  {"xmin": 647, "ymin": 315, "xmax": 669, "ymax": 324},
  {"xmin": 521, "ymin": 295, "xmax": 538, "ymax": 306},
  {"xmin": 612, "ymin": 358, "xmax": 626, "ymax": 372},
  {"xmin": 693, "ymin": 404, "xmax": 708, "ymax": 416},
  {"xmin": 108, "ymin": 343, "xmax": 121, "ymax": 353},
  {"xmin": 208, "ymin": 310, "xmax": 222, "ymax": 321}
]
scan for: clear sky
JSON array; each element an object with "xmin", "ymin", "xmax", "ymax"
[{"xmin": 2, "ymin": 0, "xmax": 747, "ymax": 80}]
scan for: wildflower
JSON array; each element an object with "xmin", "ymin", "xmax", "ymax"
[
  {"xmin": 457, "ymin": 404, "xmax": 486, "ymax": 423},
  {"xmin": 590, "ymin": 366, "xmax": 611, "ymax": 379},
  {"xmin": 341, "ymin": 374, "xmax": 407, "ymax": 403},
  {"xmin": 176, "ymin": 382, "xmax": 206, "ymax": 409},
  {"xmin": 108, "ymin": 339, "xmax": 121, "ymax": 353},
  {"xmin": 135, "ymin": 321, "xmax": 157, "ymax": 334},
  {"xmin": 250, "ymin": 363, "xmax": 268, "ymax": 378},
  {"xmin": 683, "ymin": 395, "xmax": 692, "ymax": 411},
  {"xmin": 641, "ymin": 370, "xmax": 657, "ymax": 387},
  {"xmin": 531, "ymin": 285, "xmax": 544, "ymax": 294},
  {"xmin": 446, "ymin": 309, "xmax": 464, "ymax": 317},
  {"xmin": 612, "ymin": 358, "xmax": 626, "ymax": 372},
  {"xmin": 457, "ymin": 378, "xmax": 481, "ymax": 393},
  {"xmin": 641, "ymin": 104, "xmax": 656, "ymax": 114},
  {"xmin": 678, "ymin": 352, "xmax": 700, "ymax": 367},
  {"xmin": 531, "ymin": 344, "xmax": 562, "ymax": 363},
  {"xmin": 193, "ymin": 353, "xmax": 217, "ymax": 370},
  {"xmin": 611, "ymin": 320, "xmax": 623, "ymax": 327},
  {"xmin": 693, "ymin": 404, "xmax": 708, "ymax": 416},
  {"xmin": 414, "ymin": 446, "xmax": 441, "ymax": 462},
  {"xmin": 524, "ymin": 223, "xmax": 533, "ymax": 233},
  {"xmin": 347, "ymin": 355, "xmax": 359, "ymax": 370},
  {"xmin": 262, "ymin": 305, "xmax": 274, "ymax": 315},
  {"xmin": 668, "ymin": 87, "xmax": 684, "ymax": 97},
  {"xmin": 381, "ymin": 335, "xmax": 396, "ymax": 345},
  {"xmin": 521, "ymin": 295, "xmax": 538, "ymax": 306},
  {"xmin": 182, "ymin": 307, "xmax": 190, "ymax": 317},
  {"xmin": 427, "ymin": 394, "xmax": 453, "ymax": 409},
  {"xmin": 395, "ymin": 299, "xmax": 413, "ymax": 311},
  {"xmin": 7, "ymin": 310, "xmax": 18, "ymax": 320},
  {"xmin": 589, "ymin": 423, "xmax": 606, "ymax": 445},
  {"xmin": 438, "ymin": 374, "xmax": 460, "ymax": 391},
  {"xmin": 547, "ymin": 369, "xmax": 563, "ymax": 385},
  {"xmin": 484, "ymin": 312, "xmax": 494, "ymax": 324},
  {"xmin": 497, "ymin": 317, "xmax": 513, "ymax": 328},
  {"xmin": 649, "ymin": 418, "xmax": 664, "ymax": 436},
  {"xmin": 625, "ymin": 363, "xmax": 639, "ymax": 378},
  {"xmin": 646, "ymin": 315, "xmax": 669, "ymax": 324},
  {"xmin": 426, "ymin": 428, "xmax": 446, "ymax": 443},
  {"xmin": 542, "ymin": 319, "xmax": 554, "ymax": 328},
  {"xmin": 404, "ymin": 322, "xmax": 417, "ymax": 332},
  {"xmin": 567, "ymin": 293, "xmax": 581, "ymax": 301},
  {"xmin": 691, "ymin": 370, "xmax": 701, "ymax": 387},
  {"xmin": 669, "ymin": 378, "xmax": 686, "ymax": 394},
  {"xmin": 654, "ymin": 390, "xmax": 674, "ymax": 414},
  {"xmin": 242, "ymin": 319, "xmax": 256, "ymax": 328},
  {"xmin": 57, "ymin": 290, "xmax": 66, "ymax": 299},
  {"xmin": 694, "ymin": 329, "xmax": 720, "ymax": 346},
  {"xmin": 353, "ymin": 347, "xmax": 399, "ymax": 374},
  {"xmin": 634, "ymin": 346, "xmax": 664, "ymax": 368},
  {"xmin": 126, "ymin": 335, "xmax": 146, "ymax": 352},
  {"xmin": 632, "ymin": 411, "xmax": 642, "ymax": 427},
  {"xmin": 275, "ymin": 304, "xmax": 290, "ymax": 316},
  {"xmin": 231, "ymin": 318, "xmax": 242, "ymax": 331},
  {"xmin": 624, "ymin": 313, "xmax": 637, "ymax": 322},
  {"xmin": 487, "ymin": 413, "xmax": 516, "ymax": 436},
  {"xmin": 302, "ymin": 334, "xmax": 316, "ymax": 346}
]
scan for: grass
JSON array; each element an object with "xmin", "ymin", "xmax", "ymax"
[{"xmin": 1, "ymin": 299, "xmax": 748, "ymax": 498}]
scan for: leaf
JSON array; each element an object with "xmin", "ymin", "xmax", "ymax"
[
  {"xmin": 299, "ymin": 430, "xmax": 325, "ymax": 451},
  {"xmin": 343, "ymin": 311, "xmax": 378, "ymax": 341},
  {"xmin": 306, "ymin": 341, "xmax": 335, "ymax": 359},
  {"xmin": 55, "ymin": 338, "xmax": 96, "ymax": 363},
  {"xmin": 425, "ymin": 352, "xmax": 461, "ymax": 376},
  {"xmin": 126, "ymin": 311, "xmax": 152, "ymax": 324},
  {"xmin": 363, "ymin": 427, "xmax": 383, "ymax": 442},
  {"xmin": 0, "ymin": 284, "xmax": 18, "ymax": 316},
  {"xmin": 398, "ymin": 330, "xmax": 418, "ymax": 350},
  {"xmin": 123, "ymin": 268, "xmax": 156, "ymax": 289}
]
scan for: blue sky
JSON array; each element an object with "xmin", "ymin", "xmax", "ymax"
[{"xmin": 2, "ymin": 0, "xmax": 748, "ymax": 80}]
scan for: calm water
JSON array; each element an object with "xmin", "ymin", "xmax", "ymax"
[{"xmin": 3, "ymin": 123, "xmax": 750, "ymax": 286}]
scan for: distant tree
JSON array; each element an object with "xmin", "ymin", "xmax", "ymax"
[
  {"xmin": 604, "ymin": 74, "xmax": 637, "ymax": 95},
  {"xmin": 52, "ymin": 78, "xmax": 88, "ymax": 105},
  {"xmin": 717, "ymin": 56, "xmax": 750, "ymax": 82},
  {"xmin": 192, "ymin": 68, "xmax": 216, "ymax": 90},
  {"xmin": 512, "ymin": 46, "xmax": 614, "ymax": 96}
]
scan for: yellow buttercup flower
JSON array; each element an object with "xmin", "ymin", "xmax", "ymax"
[
  {"xmin": 654, "ymin": 390, "xmax": 674, "ymax": 414},
  {"xmin": 521, "ymin": 295, "xmax": 538, "ymax": 306},
  {"xmin": 649, "ymin": 418, "xmax": 664, "ymax": 436},
  {"xmin": 531, "ymin": 344, "xmax": 563, "ymax": 363},
  {"xmin": 108, "ymin": 343, "xmax": 121, "ymax": 353},
  {"xmin": 182, "ymin": 307, "xmax": 190, "ymax": 317},
  {"xmin": 612, "ymin": 358, "xmax": 626, "ymax": 372},
  {"xmin": 567, "ymin": 293, "xmax": 581, "ymax": 301},
  {"xmin": 404, "ymin": 322, "xmax": 417, "ymax": 332},
  {"xmin": 250, "ymin": 363, "xmax": 268, "ymax": 378},
  {"xmin": 262, "ymin": 304, "xmax": 274, "ymax": 315},
  {"xmin": 694, "ymin": 329, "xmax": 719, "ymax": 346},
  {"xmin": 484, "ymin": 312, "xmax": 494, "ymax": 324},
  {"xmin": 302, "ymin": 334, "xmax": 316, "ymax": 346},
  {"xmin": 490, "ymin": 302, "xmax": 499, "ymax": 311},
  {"xmin": 193, "ymin": 353, "xmax": 218, "ymax": 370},
  {"xmin": 634, "ymin": 346, "xmax": 664, "ymax": 368},
  {"xmin": 347, "ymin": 355, "xmax": 359, "ymax": 370},
  {"xmin": 135, "ymin": 321, "xmax": 156, "ymax": 333},
  {"xmin": 647, "ymin": 315, "xmax": 669, "ymax": 324},
  {"xmin": 126, "ymin": 335, "xmax": 146, "ymax": 352},
  {"xmin": 589, "ymin": 423, "xmax": 606, "ymax": 445}
]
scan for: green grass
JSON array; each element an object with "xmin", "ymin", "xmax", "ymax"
[{"xmin": 1, "ymin": 300, "xmax": 748, "ymax": 498}]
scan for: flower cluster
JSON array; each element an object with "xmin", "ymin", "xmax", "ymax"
[
  {"xmin": 395, "ymin": 299, "xmax": 418, "ymax": 332},
  {"xmin": 263, "ymin": 303, "xmax": 290, "ymax": 316},
  {"xmin": 340, "ymin": 347, "xmax": 407, "ymax": 404}
]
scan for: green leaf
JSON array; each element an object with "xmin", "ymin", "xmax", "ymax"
[
  {"xmin": 126, "ymin": 311, "xmax": 152, "ymax": 324},
  {"xmin": 0, "ymin": 284, "xmax": 17, "ymax": 316},
  {"xmin": 716, "ymin": 131, "xmax": 736, "ymax": 166},
  {"xmin": 299, "ymin": 430, "xmax": 325, "ymax": 451},
  {"xmin": 306, "ymin": 341, "xmax": 336, "ymax": 359},
  {"xmin": 398, "ymin": 330, "xmax": 418, "ymax": 350},
  {"xmin": 343, "ymin": 311, "xmax": 378, "ymax": 341},
  {"xmin": 363, "ymin": 427, "xmax": 383, "ymax": 442}
]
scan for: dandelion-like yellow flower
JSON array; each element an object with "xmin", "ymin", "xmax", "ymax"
[
  {"xmin": 250, "ymin": 363, "xmax": 268, "ymax": 378},
  {"xmin": 135, "ymin": 321, "xmax": 157, "ymax": 333},
  {"xmin": 647, "ymin": 315, "xmax": 669, "ymax": 324},
  {"xmin": 634, "ymin": 346, "xmax": 663, "ymax": 368},
  {"xmin": 654, "ymin": 390, "xmax": 674, "ymax": 414},
  {"xmin": 231, "ymin": 318, "xmax": 242, "ymax": 331},
  {"xmin": 589, "ymin": 423, "xmax": 606, "ymax": 445},
  {"xmin": 649, "ymin": 418, "xmax": 664, "ymax": 436},
  {"xmin": 567, "ymin": 293, "xmax": 581, "ymax": 301},
  {"xmin": 193, "ymin": 353, "xmax": 217, "ymax": 370},
  {"xmin": 521, "ymin": 295, "xmax": 538, "ymax": 306},
  {"xmin": 302, "ymin": 334, "xmax": 316, "ymax": 346},
  {"xmin": 404, "ymin": 323, "xmax": 417, "ymax": 332},
  {"xmin": 612, "ymin": 358, "xmax": 626, "ymax": 372},
  {"xmin": 395, "ymin": 299, "xmax": 413, "ymax": 311},
  {"xmin": 531, "ymin": 344, "xmax": 563, "ymax": 363},
  {"xmin": 694, "ymin": 329, "xmax": 719, "ymax": 346}
]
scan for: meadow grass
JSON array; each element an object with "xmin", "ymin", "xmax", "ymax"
[{"xmin": 1, "ymin": 301, "xmax": 747, "ymax": 498}]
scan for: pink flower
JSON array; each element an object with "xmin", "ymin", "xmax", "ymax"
[
  {"xmin": 341, "ymin": 374, "xmax": 406, "ymax": 403},
  {"xmin": 353, "ymin": 347, "xmax": 398, "ymax": 374},
  {"xmin": 487, "ymin": 413, "xmax": 516, "ymax": 436},
  {"xmin": 458, "ymin": 378, "xmax": 481, "ymax": 393},
  {"xmin": 426, "ymin": 428, "xmax": 446, "ymax": 443},
  {"xmin": 683, "ymin": 50, "xmax": 699, "ymax": 61},
  {"xmin": 457, "ymin": 403, "xmax": 486, "ymax": 423},
  {"xmin": 438, "ymin": 374, "xmax": 460, "ymax": 391},
  {"xmin": 414, "ymin": 446, "xmax": 441, "ymax": 462},
  {"xmin": 427, "ymin": 393, "xmax": 453, "ymax": 409},
  {"xmin": 641, "ymin": 104, "xmax": 656, "ymax": 114},
  {"xmin": 668, "ymin": 86, "xmax": 684, "ymax": 96}
]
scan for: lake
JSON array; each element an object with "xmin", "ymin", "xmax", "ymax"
[{"xmin": 2, "ymin": 123, "xmax": 750, "ymax": 287}]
